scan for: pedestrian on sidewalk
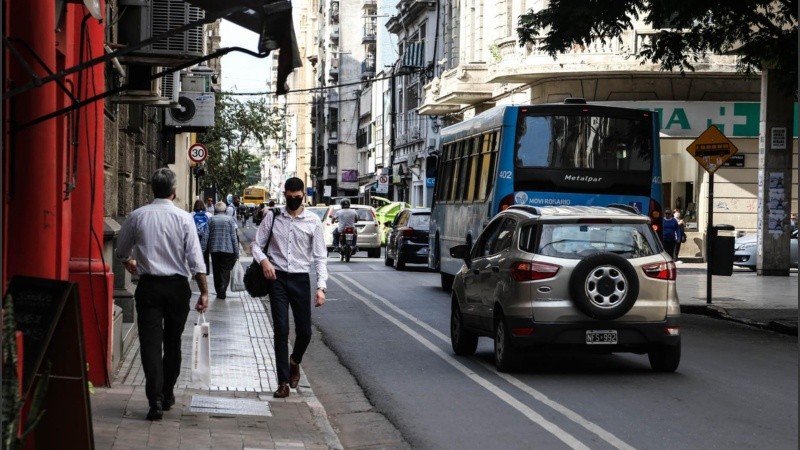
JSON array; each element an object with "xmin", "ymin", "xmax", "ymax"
[
  {"xmin": 251, "ymin": 177, "xmax": 328, "ymax": 398},
  {"xmin": 662, "ymin": 208, "xmax": 680, "ymax": 260},
  {"xmin": 193, "ymin": 199, "xmax": 211, "ymax": 275},
  {"xmin": 673, "ymin": 208, "xmax": 686, "ymax": 262},
  {"xmin": 115, "ymin": 168, "xmax": 209, "ymax": 421},
  {"xmin": 208, "ymin": 201, "xmax": 240, "ymax": 300},
  {"xmin": 205, "ymin": 196, "xmax": 215, "ymax": 214}
]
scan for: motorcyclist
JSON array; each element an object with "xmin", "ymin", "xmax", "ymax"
[{"xmin": 332, "ymin": 199, "xmax": 359, "ymax": 251}]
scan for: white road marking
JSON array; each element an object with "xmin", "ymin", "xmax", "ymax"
[
  {"xmin": 334, "ymin": 273, "xmax": 636, "ymax": 450},
  {"xmin": 328, "ymin": 276, "xmax": 590, "ymax": 450}
]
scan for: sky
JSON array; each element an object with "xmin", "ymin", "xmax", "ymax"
[{"xmin": 219, "ymin": 20, "xmax": 272, "ymax": 93}]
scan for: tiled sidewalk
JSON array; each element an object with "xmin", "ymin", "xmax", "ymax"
[{"xmin": 91, "ymin": 256, "xmax": 340, "ymax": 449}]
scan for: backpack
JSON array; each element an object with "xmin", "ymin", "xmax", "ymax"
[{"xmin": 194, "ymin": 211, "xmax": 209, "ymax": 237}]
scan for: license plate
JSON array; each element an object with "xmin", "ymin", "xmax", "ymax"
[{"xmin": 586, "ymin": 330, "xmax": 617, "ymax": 345}]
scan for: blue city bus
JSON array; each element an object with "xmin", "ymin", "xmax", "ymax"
[{"xmin": 428, "ymin": 100, "xmax": 663, "ymax": 290}]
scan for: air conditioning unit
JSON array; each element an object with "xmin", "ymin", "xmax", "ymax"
[
  {"xmin": 117, "ymin": 0, "xmax": 205, "ymax": 66},
  {"xmin": 111, "ymin": 65, "xmax": 173, "ymax": 106},
  {"xmin": 164, "ymin": 91, "xmax": 215, "ymax": 129}
]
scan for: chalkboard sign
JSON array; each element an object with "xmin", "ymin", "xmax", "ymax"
[
  {"xmin": 8, "ymin": 276, "xmax": 73, "ymax": 391},
  {"xmin": 5, "ymin": 276, "xmax": 94, "ymax": 449}
]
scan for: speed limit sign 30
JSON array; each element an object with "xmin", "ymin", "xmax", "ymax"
[{"xmin": 188, "ymin": 143, "xmax": 208, "ymax": 163}]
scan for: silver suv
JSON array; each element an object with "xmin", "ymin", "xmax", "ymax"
[{"xmin": 449, "ymin": 205, "xmax": 681, "ymax": 372}]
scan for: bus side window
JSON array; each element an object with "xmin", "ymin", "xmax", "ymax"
[{"xmin": 467, "ymin": 152, "xmax": 479, "ymax": 202}]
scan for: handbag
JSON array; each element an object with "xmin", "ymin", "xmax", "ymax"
[
  {"xmin": 244, "ymin": 208, "xmax": 279, "ymax": 297},
  {"xmin": 230, "ymin": 259, "xmax": 246, "ymax": 292},
  {"xmin": 190, "ymin": 312, "xmax": 211, "ymax": 388}
]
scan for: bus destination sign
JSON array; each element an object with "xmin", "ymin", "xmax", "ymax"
[{"xmin": 686, "ymin": 125, "xmax": 738, "ymax": 174}]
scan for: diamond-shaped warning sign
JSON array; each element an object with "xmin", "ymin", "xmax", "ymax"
[{"xmin": 686, "ymin": 125, "xmax": 738, "ymax": 174}]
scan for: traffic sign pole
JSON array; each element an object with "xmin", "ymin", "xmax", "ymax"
[{"xmin": 686, "ymin": 125, "xmax": 740, "ymax": 304}]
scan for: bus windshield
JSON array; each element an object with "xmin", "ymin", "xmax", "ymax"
[{"xmin": 515, "ymin": 114, "xmax": 652, "ymax": 172}]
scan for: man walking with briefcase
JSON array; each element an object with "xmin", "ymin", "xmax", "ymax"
[{"xmin": 251, "ymin": 177, "xmax": 328, "ymax": 398}]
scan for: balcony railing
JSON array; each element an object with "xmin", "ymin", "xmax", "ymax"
[
  {"xmin": 360, "ymin": 60, "xmax": 375, "ymax": 79},
  {"xmin": 362, "ymin": 22, "xmax": 376, "ymax": 43}
]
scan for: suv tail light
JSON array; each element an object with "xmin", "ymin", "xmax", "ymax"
[
  {"xmin": 399, "ymin": 227, "xmax": 415, "ymax": 237},
  {"xmin": 642, "ymin": 261, "xmax": 676, "ymax": 280},
  {"xmin": 511, "ymin": 262, "xmax": 560, "ymax": 282}
]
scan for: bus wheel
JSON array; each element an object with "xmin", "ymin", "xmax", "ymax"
[
  {"xmin": 568, "ymin": 252, "xmax": 639, "ymax": 321},
  {"xmin": 441, "ymin": 272, "xmax": 454, "ymax": 291}
]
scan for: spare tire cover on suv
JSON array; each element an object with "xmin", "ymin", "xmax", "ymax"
[{"xmin": 568, "ymin": 252, "xmax": 639, "ymax": 321}]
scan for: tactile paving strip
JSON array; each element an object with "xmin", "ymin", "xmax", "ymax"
[{"xmin": 190, "ymin": 395, "xmax": 271, "ymax": 417}]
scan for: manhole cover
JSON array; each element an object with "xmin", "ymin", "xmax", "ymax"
[{"xmin": 190, "ymin": 395, "xmax": 271, "ymax": 417}]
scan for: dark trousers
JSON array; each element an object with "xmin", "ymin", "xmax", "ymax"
[
  {"xmin": 135, "ymin": 275, "xmax": 191, "ymax": 408},
  {"xmin": 663, "ymin": 240, "xmax": 677, "ymax": 260},
  {"xmin": 211, "ymin": 252, "xmax": 237, "ymax": 298},
  {"xmin": 269, "ymin": 271, "xmax": 312, "ymax": 384},
  {"xmin": 203, "ymin": 249, "xmax": 210, "ymax": 275}
]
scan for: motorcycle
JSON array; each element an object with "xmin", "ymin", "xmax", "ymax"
[{"xmin": 340, "ymin": 226, "xmax": 358, "ymax": 262}]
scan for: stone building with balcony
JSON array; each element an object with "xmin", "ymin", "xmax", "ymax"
[
  {"xmin": 386, "ymin": 0, "xmax": 442, "ymax": 207},
  {"xmin": 416, "ymin": 1, "xmax": 797, "ymax": 259}
]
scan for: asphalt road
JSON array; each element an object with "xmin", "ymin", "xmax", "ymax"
[
  {"xmin": 316, "ymin": 253, "xmax": 797, "ymax": 450},
  {"xmin": 239, "ymin": 223, "xmax": 798, "ymax": 449}
]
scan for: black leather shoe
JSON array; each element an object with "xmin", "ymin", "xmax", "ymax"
[
  {"xmin": 273, "ymin": 383, "xmax": 290, "ymax": 398},
  {"xmin": 147, "ymin": 403, "xmax": 163, "ymax": 421},
  {"xmin": 162, "ymin": 395, "xmax": 175, "ymax": 411},
  {"xmin": 289, "ymin": 359, "xmax": 301, "ymax": 389}
]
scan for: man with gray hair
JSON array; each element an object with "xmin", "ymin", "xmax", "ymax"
[
  {"xmin": 116, "ymin": 168, "xmax": 209, "ymax": 421},
  {"xmin": 207, "ymin": 201, "xmax": 239, "ymax": 299}
]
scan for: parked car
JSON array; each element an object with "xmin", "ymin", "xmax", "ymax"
[
  {"xmin": 306, "ymin": 206, "xmax": 328, "ymax": 222},
  {"xmin": 321, "ymin": 204, "xmax": 382, "ymax": 258},
  {"xmin": 734, "ymin": 230, "xmax": 798, "ymax": 271},
  {"xmin": 449, "ymin": 205, "xmax": 681, "ymax": 373},
  {"xmin": 385, "ymin": 208, "xmax": 431, "ymax": 270},
  {"xmin": 375, "ymin": 201, "xmax": 411, "ymax": 245}
]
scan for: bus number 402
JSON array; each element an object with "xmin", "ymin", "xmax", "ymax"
[{"xmin": 499, "ymin": 170, "xmax": 512, "ymax": 179}]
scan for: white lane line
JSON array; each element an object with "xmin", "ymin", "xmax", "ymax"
[
  {"xmin": 336, "ymin": 273, "xmax": 636, "ymax": 450},
  {"xmin": 328, "ymin": 276, "xmax": 590, "ymax": 450}
]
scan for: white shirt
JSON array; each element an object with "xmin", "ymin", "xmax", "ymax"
[
  {"xmin": 251, "ymin": 207, "xmax": 328, "ymax": 290},
  {"xmin": 115, "ymin": 199, "xmax": 206, "ymax": 277}
]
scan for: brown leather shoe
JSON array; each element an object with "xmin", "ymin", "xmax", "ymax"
[
  {"xmin": 273, "ymin": 383, "xmax": 290, "ymax": 398},
  {"xmin": 289, "ymin": 358, "xmax": 301, "ymax": 389}
]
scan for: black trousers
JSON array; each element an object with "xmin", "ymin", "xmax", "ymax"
[
  {"xmin": 663, "ymin": 240, "xmax": 677, "ymax": 260},
  {"xmin": 211, "ymin": 252, "xmax": 237, "ymax": 298},
  {"xmin": 135, "ymin": 275, "xmax": 191, "ymax": 408},
  {"xmin": 269, "ymin": 271, "xmax": 312, "ymax": 384}
]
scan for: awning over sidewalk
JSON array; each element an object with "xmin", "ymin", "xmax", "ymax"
[{"xmin": 185, "ymin": 0, "xmax": 302, "ymax": 94}]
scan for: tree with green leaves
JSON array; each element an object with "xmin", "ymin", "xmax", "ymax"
[
  {"xmin": 198, "ymin": 94, "xmax": 285, "ymax": 198},
  {"xmin": 518, "ymin": 0, "xmax": 798, "ymax": 275},
  {"xmin": 517, "ymin": 0, "xmax": 797, "ymax": 92}
]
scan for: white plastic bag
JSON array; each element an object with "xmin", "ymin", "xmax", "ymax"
[
  {"xmin": 230, "ymin": 260, "xmax": 246, "ymax": 292},
  {"xmin": 190, "ymin": 312, "xmax": 211, "ymax": 388}
]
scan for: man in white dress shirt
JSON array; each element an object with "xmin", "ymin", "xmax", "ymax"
[
  {"xmin": 251, "ymin": 177, "xmax": 327, "ymax": 398},
  {"xmin": 116, "ymin": 168, "xmax": 209, "ymax": 420}
]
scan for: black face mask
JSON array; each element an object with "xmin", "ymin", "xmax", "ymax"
[{"xmin": 286, "ymin": 196, "xmax": 303, "ymax": 211}]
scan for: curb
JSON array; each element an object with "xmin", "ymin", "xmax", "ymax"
[
  {"xmin": 680, "ymin": 304, "xmax": 798, "ymax": 336},
  {"xmin": 258, "ymin": 297, "xmax": 345, "ymax": 450}
]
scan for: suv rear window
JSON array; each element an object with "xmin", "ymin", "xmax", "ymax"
[
  {"xmin": 356, "ymin": 209, "xmax": 374, "ymax": 221},
  {"xmin": 408, "ymin": 214, "xmax": 430, "ymax": 228},
  {"xmin": 531, "ymin": 223, "xmax": 658, "ymax": 259}
]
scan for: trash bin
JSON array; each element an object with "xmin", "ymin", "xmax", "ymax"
[{"xmin": 709, "ymin": 224, "xmax": 735, "ymax": 276}]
